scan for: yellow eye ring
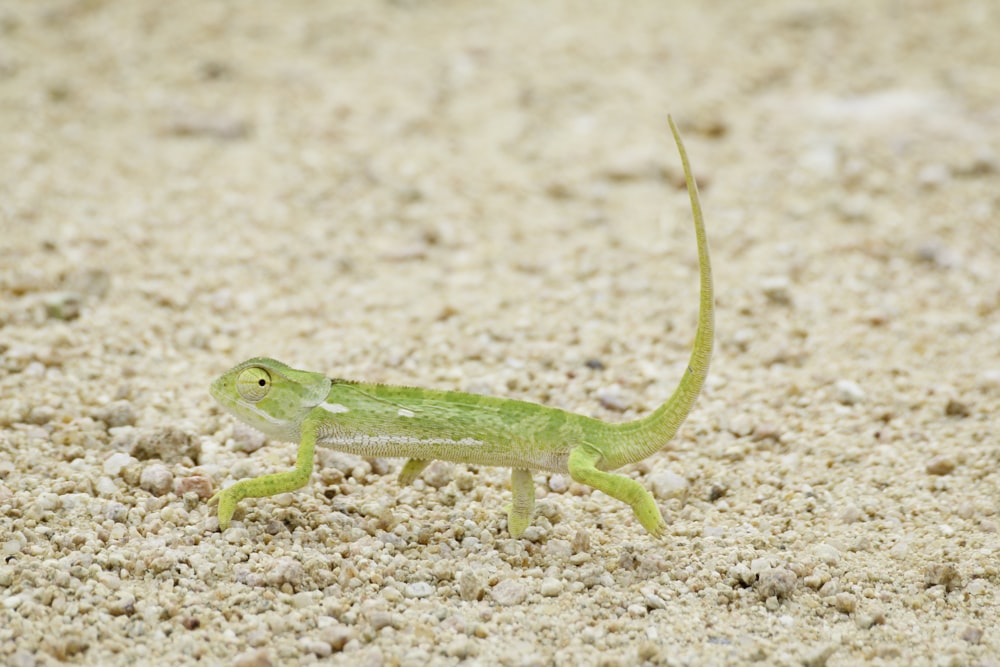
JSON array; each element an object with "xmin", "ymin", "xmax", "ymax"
[{"xmin": 236, "ymin": 367, "xmax": 271, "ymax": 402}]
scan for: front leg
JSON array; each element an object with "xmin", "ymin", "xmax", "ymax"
[
  {"xmin": 210, "ymin": 421, "xmax": 318, "ymax": 530},
  {"xmin": 507, "ymin": 469, "xmax": 536, "ymax": 538},
  {"xmin": 568, "ymin": 444, "xmax": 667, "ymax": 537},
  {"xmin": 398, "ymin": 458, "xmax": 432, "ymax": 486}
]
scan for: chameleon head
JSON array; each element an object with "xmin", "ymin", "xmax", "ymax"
[{"xmin": 209, "ymin": 357, "xmax": 332, "ymax": 442}]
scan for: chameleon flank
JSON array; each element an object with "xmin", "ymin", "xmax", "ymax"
[{"xmin": 208, "ymin": 116, "xmax": 714, "ymax": 538}]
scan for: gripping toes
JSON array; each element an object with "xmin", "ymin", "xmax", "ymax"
[
  {"xmin": 631, "ymin": 490, "xmax": 668, "ymax": 538},
  {"xmin": 209, "ymin": 486, "xmax": 243, "ymax": 531}
]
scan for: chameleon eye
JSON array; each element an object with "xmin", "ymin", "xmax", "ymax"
[{"xmin": 236, "ymin": 367, "xmax": 271, "ymax": 402}]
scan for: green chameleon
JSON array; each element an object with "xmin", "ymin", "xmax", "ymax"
[{"xmin": 209, "ymin": 116, "xmax": 713, "ymax": 538}]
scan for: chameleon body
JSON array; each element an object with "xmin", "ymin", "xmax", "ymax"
[{"xmin": 209, "ymin": 116, "xmax": 713, "ymax": 538}]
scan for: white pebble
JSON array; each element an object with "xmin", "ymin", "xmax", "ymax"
[
  {"xmin": 302, "ymin": 639, "xmax": 331, "ymax": 658},
  {"xmin": 918, "ymin": 163, "xmax": 949, "ymax": 188},
  {"xmin": 544, "ymin": 540, "xmax": 573, "ymax": 559},
  {"xmin": 103, "ymin": 452, "xmax": 136, "ymax": 476},
  {"xmin": 139, "ymin": 464, "xmax": 174, "ymax": 496},
  {"xmin": 266, "ymin": 557, "xmax": 304, "ymax": 588},
  {"xmin": 650, "ymin": 470, "xmax": 688, "ymax": 499},
  {"xmin": 976, "ymin": 370, "xmax": 1000, "ymax": 391},
  {"xmin": 540, "ymin": 578, "xmax": 563, "ymax": 597},
  {"xmin": 814, "ymin": 543, "xmax": 841, "ymax": 566},
  {"xmin": 761, "ymin": 276, "xmax": 793, "ymax": 305},
  {"xmin": 490, "ymin": 579, "xmax": 527, "ymax": 606},
  {"xmin": 96, "ymin": 476, "xmax": 119, "ymax": 496},
  {"xmin": 547, "ymin": 475, "xmax": 568, "ymax": 493},
  {"xmin": 835, "ymin": 380, "xmax": 866, "ymax": 405},
  {"xmin": 405, "ymin": 582, "xmax": 434, "ymax": 598}
]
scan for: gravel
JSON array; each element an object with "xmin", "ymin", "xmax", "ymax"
[{"xmin": 1, "ymin": 2, "xmax": 997, "ymax": 665}]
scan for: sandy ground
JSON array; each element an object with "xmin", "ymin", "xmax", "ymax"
[{"xmin": 1, "ymin": 1, "xmax": 999, "ymax": 665}]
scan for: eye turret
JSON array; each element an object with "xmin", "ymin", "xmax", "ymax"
[{"xmin": 236, "ymin": 367, "xmax": 271, "ymax": 402}]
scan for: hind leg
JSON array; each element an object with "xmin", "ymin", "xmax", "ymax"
[{"xmin": 568, "ymin": 445, "xmax": 666, "ymax": 537}]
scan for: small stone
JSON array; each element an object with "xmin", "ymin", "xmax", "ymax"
[
  {"xmin": 50, "ymin": 637, "xmax": 89, "ymax": 661},
  {"xmin": 637, "ymin": 642, "xmax": 661, "ymax": 662},
  {"xmin": 130, "ymin": 426, "xmax": 200, "ymax": 463},
  {"xmin": 839, "ymin": 505, "xmax": 863, "ymax": 524},
  {"xmin": 801, "ymin": 644, "xmax": 837, "ymax": 667},
  {"xmin": 232, "ymin": 649, "xmax": 273, "ymax": 667},
  {"xmin": 458, "ymin": 570, "xmax": 484, "ymax": 601},
  {"xmin": 855, "ymin": 607, "xmax": 886, "ymax": 629},
  {"xmin": 726, "ymin": 414, "xmax": 754, "ymax": 437},
  {"xmin": 544, "ymin": 539, "xmax": 573, "ymax": 559},
  {"xmin": 139, "ymin": 464, "xmax": 174, "ymax": 496},
  {"xmin": 925, "ymin": 456, "xmax": 956, "ymax": 476},
  {"xmin": 43, "ymin": 291, "xmax": 82, "ymax": 320},
  {"xmin": 917, "ymin": 163, "xmax": 950, "ymax": 189},
  {"xmin": 232, "ymin": 424, "xmax": 267, "ymax": 453},
  {"xmin": 750, "ymin": 557, "xmax": 773, "ymax": 575},
  {"xmin": 103, "ymin": 502, "xmax": 129, "ymax": 522},
  {"xmin": 27, "ymin": 405, "xmax": 56, "ymax": 425},
  {"xmin": 649, "ymin": 470, "xmax": 688, "ymax": 500},
  {"xmin": 302, "ymin": 640, "xmax": 331, "ymax": 658},
  {"xmin": 977, "ymin": 370, "xmax": 1000, "ymax": 391},
  {"xmin": 266, "ymin": 557, "xmax": 304, "ymax": 588},
  {"xmin": 106, "ymin": 595, "xmax": 136, "ymax": 616},
  {"xmin": 627, "ymin": 603, "xmax": 647, "ymax": 618},
  {"xmin": 357, "ymin": 647, "xmax": 385, "ymax": 667},
  {"xmin": 369, "ymin": 611, "xmax": 397, "ymax": 631},
  {"xmin": 761, "ymin": 276, "xmax": 793, "ymax": 306},
  {"xmin": 835, "ymin": 380, "xmax": 866, "ymax": 405},
  {"xmin": 814, "ymin": 544, "xmax": 841, "ymax": 566},
  {"xmin": 167, "ymin": 112, "xmax": 250, "ymax": 140},
  {"xmin": 540, "ymin": 578, "xmax": 563, "ymax": 597},
  {"xmin": 833, "ymin": 592, "xmax": 856, "ymax": 614},
  {"xmin": 915, "ymin": 241, "xmax": 956, "ymax": 267},
  {"xmin": 103, "ymin": 452, "xmax": 136, "ymax": 476},
  {"xmin": 596, "ymin": 388, "xmax": 629, "ymax": 412},
  {"xmin": 571, "ymin": 529, "xmax": 591, "ymax": 554},
  {"xmin": 755, "ymin": 568, "xmax": 797, "ymax": 600},
  {"xmin": 944, "ymin": 399, "xmax": 970, "ymax": 417},
  {"xmin": 707, "ymin": 482, "xmax": 728, "ymax": 501},
  {"xmin": 490, "ymin": 579, "xmax": 527, "ymax": 606},
  {"xmin": 838, "ymin": 193, "xmax": 871, "ymax": 222},
  {"xmin": 405, "ymin": 582, "xmax": 434, "ymax": 599},
  {"xmin": 547, "ymin": 475, "xmax": 568, "ymax": 493},
  {"xmin": 967, "ymin": 579, "xmax": 988, "ymax": 595},
  {"xmin": 175, "ymin": 475, "xmax": 213, "ymax": 498},
  {"xmin": 924, "ymin": 563, "xmax": 962, "ymax": 591},
  {"xmin": 729, "ymin": 563, "xmax": 754, "ymax": 586},
  {"xmin": 445, "ymin": 637, "xmax": 477, "ymax": 659},
  {"xmin": 96, "ymin": 401, "xmax": 137, "ymax": 428},
  {"xmin": 751, "ymin": 423, "xmax": 781, "ymax": 442},
  {"xmin": 422, "ymin": 462, "xmax": 452, "ymax": 489},
  {"xmin": 642, "ymin": 589, "xmax": 668, "ymax": 610},
  {"xmin": 960, "ymin": 625, "xmax": 982, "ymax": 644},
  {"xmin": 318, "ymin": 625, "xmax": 353, "ymax": 651}
]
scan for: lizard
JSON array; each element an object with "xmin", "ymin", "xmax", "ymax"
[{"xmin": 208, "ymin": 115, "xmax": 713, "ymax": 538}]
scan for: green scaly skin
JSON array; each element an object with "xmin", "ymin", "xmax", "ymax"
[{"xmin": 209, "ymin": 116, "xmax": 713, "ymax": 538}]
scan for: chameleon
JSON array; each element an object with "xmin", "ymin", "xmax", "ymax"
[{"xmin": 208, "ymin": 116, "xmax": 713, "ymax": 538}]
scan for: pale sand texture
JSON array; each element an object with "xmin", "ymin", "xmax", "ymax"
[{"xmin": 1, "ymin": 2, "xmax": 998, "ymax": 665}]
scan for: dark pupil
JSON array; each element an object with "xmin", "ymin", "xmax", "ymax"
[{"xmin": 258, "ymin": 379, "xmax": 266, "ymax": 386}]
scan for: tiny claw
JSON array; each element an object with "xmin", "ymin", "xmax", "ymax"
[{"xmin": 209, "ymin": 489, "xmax": 237, "ymax": 531}]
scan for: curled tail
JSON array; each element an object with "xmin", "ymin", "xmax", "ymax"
[{"xmin": 604, "ymin": 116, "xmax": 714, "ymax": 469}]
